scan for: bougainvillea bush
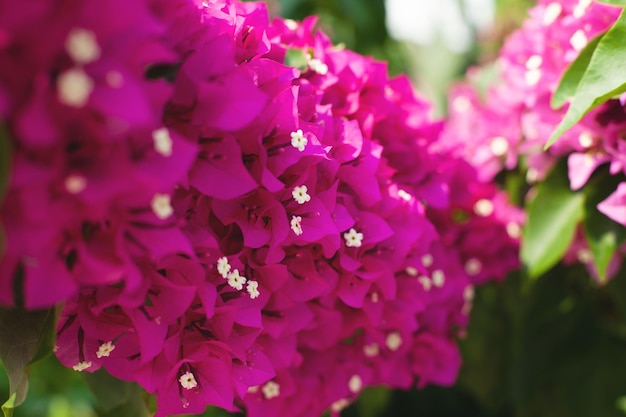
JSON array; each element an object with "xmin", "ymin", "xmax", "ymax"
[{"xmin": 0, "ymin": 0, "xmax": 523, "ymax": 416}]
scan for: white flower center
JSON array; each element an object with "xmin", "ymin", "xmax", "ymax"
[
  {"xmin": 525, "ymin": 69, "xmax": 542, "ymax": 86},
  {"xmin": 474, "ymin": 199, "xmax": 494, "ymax": 217},
  {"xmin": 573, "ymin": 0, "xmax": 592, "ymax": 18},
  {"xmin": 418, "ymin": 276, "xmax": 432, "ymax": 291},
  {"xmin": 330, "ymin": 399, "xmax": 350, "ymax": 413},
  {"xmin": 308, "ymin": 58, "xmax": 328, "ymax": 75},
  {"xmin": 385, "ymin": 331, "xmax": 402, "ymax": 351},
  {"xmin": 432, "ymin": 270, "xmax": 446, "ymax": 287},
  {"xmin": 464, "ymin": 258, "xmax": 482, "ymax": 276},
  {"xmin": 543, "ymin": 2, "xmax": 562, "ymax": 26},
  {"xmin": 570, "ymin": 30, "xmax": 588, "ymax": 52},
  {"xmin": 577, "ymin": 249, "xmax": 593, "ymax": 264},
  {"xmin": 72, "ymin": 361, "xmax": 92, "ymax": 372},
  {"xmin": 343, "ymin": 228, "xmax": 364, "ymax": 248},
  {"xmin": 151, "ymin": 193, "xmax": 173, "ymax": 220},
  {"xmin": 227, "ymin": 269, "xmax": 247, "ymax": 290},
  {"xmin": 506, "ymin": 222, "xmax": 521, "ymax": 239},
  {"xmin": 290, "ymin": 129, "xmax": 308, "ymax": 152},
  {"xmin": 292, "ymin": 185, "xmax": 311, "ymax": 204},
  {"xmin": 58, "ymin": 68, "xmax": 94, "ymax": 107},
  {"xmin": 247, "ymin": 280, "xmax": 260, "ymax": 299},
  {"xmin": 152, "ymin": 128, "xmax": 173, "ymax": 157},
  {"xmin": 217, "ymin": 256, "xmax": 231, "ymax": 278},
  {"xmin": 290, "ymin": 215, "xmax": 303, "ymax": 236},
  {"xmin": 65, "ymin": 175, "xmax": 87, "ymax": 194},
  {"xmin": 262, "ymin": 381, "xmax": 280, "ymax": 399},
  {"xmin": 525, "ymin": 55, "xmax": 543, "ymax": 70},
  {"xmin": 578, "ymin": 132, "xmax": 594, "ymax": 148},
  {"xmin": 284, "ymin": 19, "xmax": 298, "ymax": 30},
  {"xmin": 179, "ymin": 371, "xmax": 198, "ymax": 390},
  {"xmin": 96, "ymin": 341, "xmax": 115, "ymax": 358},
  {"xmin": 398, "ymin": 189, "xmax": 412, "ymax": 201},
  {"xmin": 65, "ymin": 28, "xmax": 101, "ymax": 64},
  {"xmin": 348, "ymin": 375, "xmax": 363, "ymax": 394},
  {"xmin": 452, "ymin": 95, "xmax": 471, "ymax": 113},
  {"xmin": 464, "ymin": 285, "xmax": 475, "ymax": 302}
]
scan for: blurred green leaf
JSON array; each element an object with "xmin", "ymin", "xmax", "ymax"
[
  {"xmin": 582, "ymin": 169, "xmax": 626, "ymax": 283},
  {"xmin": 0, "ymin": 308, "xmax": 56, "ymax": 417},
  {"xmin": 547, "ymin": 8, "xmax": 626, "ymax": 148},
  {"xmin": 82, "ymin": 370, "xmax": 150, "ymax": 417},
  {"xmin": 284, "ymin": 48, "xmax": 309, "ymax": 71},
  {"xmin": 551, "ymin": 34, "xmax": 603, "ymax": 109},
  {"xmin": 356, "ymin": 386, "xmax": 391, "ymax": 417},
  {"xmin": 596, "ymin": 0, "xmax": 626, "ymax": 5},
  {"xmin": 521, "ymin": 162, "xmax": 584, "ymax": 278}
]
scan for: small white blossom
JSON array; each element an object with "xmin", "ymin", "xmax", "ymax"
[
  {"xmin": 489, "ymin": 136, "xmax": 510, "ymax": 157},
  {"xmin": 421, "ymin": 254, "xmax": 434, "ymax": 268},
  {"xmin": 363, "ymin": 342, "xmax": 380, "ymax": 358},
  {"xmin": 72, "ymin": 361, "xmax": 92, "ymax": 372},
  {"xmin": 343, "ymin": 228, "xmax": 364, "ymax": 248},
  {"xmin": 578, "ymin": 132, "xmax": 594, "ymax": 148},
  {"xmin": 58, "ymin": 68, "xmax": 94, "ymax": 107},
  {"xmin": 474, "ymin": 199, "xmax": 494, "ymax": 217},
  {"xmin": 217, "ymin": 256, "xmax": 231, "ymax": 278},
  {"xmin": 452, "ymin": 95, "xmax": 471, "ymax": 113},
  {"xmin": 152, "ymin": 128, "xmax": 173, "ymax": 157},
  {"xmin": 292, "ymin": 185, "xmax": 311, "ymax": 204},
  {"xmin": 385, "ymin": 331, "xmax": 402, "ymax": 351},
  {"xmin": 525, "ymin": 55, "xmax": 543, "ymax": 70},
  {"xmin": 308, "ymin": 58, "xmax": 328, "ymax": 75},
  {"xmin": 543, "ymin": 2, "xmax": 562, "ymax": 26},
  {"xmin": 290, "ymin": 129, "xmax": 307, "ymax": 152},
  {"xmin": 331, "ymin": 399, "xmax": 350, "ymax": 413},
  {"xmin": 348, "ymin": 375, "xmax": 363, "ymax": 394},
  {"xmin": 525, "ymin": 69, "xmax": 542, "ymax": 87},
  {"xmin": 227, "ymin": 269, "xmax": 247, "ymax": 290},
  {"xmin": 398, "ymin": 189, "xmax": 412, "ymax": 201},
  {"xmin": 64, "ymin": 175, "xmax": 87, "ymax": 194},
  {"xmin": 262, "ymin": 381, "xmax": 280, "ymax": 399},
  {"xmin": 506, "ymin": 222, "xmax": 521, "ymax": 239},
  {"xmin": 405, "ymin": 266, "xmax": 419, "ymax": 277},
  {"xmin": 418, "ymin": 276, "xmax": 432, "ymax": 292},
  {"xmin": 432, "ymin": 270, "xmax": 446, "ymax": 288},
  {"xmin": 464, "ymin": 258, "xmax": 482, "ymax": 276},
  {"xmin": 65, "ymin": 28, "xmax": 100, "ymax": 64},
  {"xmin": 179, "ymin": 371, "xmax": 198, "ymax": 390},
  {"xmin": 290, "ymin": 215, "xmax": 303, "ymax": 236},
  {"xmin": 151, "ymin": 193, "xmax": 173, "ymax": 220},
  {"xmin": 247, "ymin": 280, "xmax": 260, "ymax": 299},
  {"xmin": 96, "ymin": 341, "xmax": 115, "ymax": 359},
  {"xmin": 570, "ymin": 30, "xmax": 588, "ymax": 52},
  {"xmin": 577, "ymin": 249, "xmax": 593, "ymax": 264},
  {"xmin": 573, "ymin": 0, "xmax": 592, "ymax": 18}
]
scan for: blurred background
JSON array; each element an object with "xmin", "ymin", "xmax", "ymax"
[{"xmin": 6, "ymin": 1, "xmax": 626, "ymax": 417}]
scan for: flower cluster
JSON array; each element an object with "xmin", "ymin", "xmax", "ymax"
[
  {"xmin": 442, "ymin": 0, "xmax": 626, "ymax": 277},
  {"xmin": 0, "ymin": 1, "xmax": 520, "ymax": 416}
]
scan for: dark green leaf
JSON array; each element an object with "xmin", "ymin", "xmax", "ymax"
[
  {"xmin": 551, "ymin": 34, "xmax": 603, "ymax": 109},
  {"xmin": 83, "ymin": 369, "xmax": 150, "ymax": 417},
  {"xmin": 582, "ymin": 170, "xmax": 626, "ymax": 283},
  {"xmin": 547, "ymin": 8, "xmax": 626, "ymax": 148},
  {"xmin": 521, "ymin": 161, "xmax": 584, "ymax": 278},
  {"xmin": 356, "ymin": 386, "xmax": 391, "ymax": 417},
  {"xmin": 0, "ymin": 308, "xmax": 56, "ymax": 417}
]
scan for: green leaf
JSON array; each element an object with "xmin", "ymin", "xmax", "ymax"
[
  {"xmin": 0, "ymin": 307, "xmax": 57, "ymax": 417},
  {"xmin": 596, "ymin": 0, "xmax": 626, "ymax": 5},
  {"xmin": 551, "ymin": 34, "xmax": 603, "ymax": 109},
  {"xmin": 582, "ymin": 170, "xmax": 626, "ymax": 283},
  {"xmin": 284, "ymin": 48, "xmax": 309, "ymax": 71},
  {"xmin": 521, "ymin": 161, "xmax": 585, "ymax": 278},
  {"xmin": 547, "ymin": 8, "xmax": 626, "ymax": 149},
  {"xmin": 356, "ymin": 386, "xmax": 391, "ymax": 417},
  {"xmin": 83, "ymin": 369, "xmax": 150, "ymax": 417}
]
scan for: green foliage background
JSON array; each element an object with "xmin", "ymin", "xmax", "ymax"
[{"xmin": 5, "ymin": 1, "xmax": 626, "ymax": 417}]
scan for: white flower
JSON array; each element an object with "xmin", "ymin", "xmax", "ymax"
[
  {"xmin": 570, "ymin": 30, "xmax": 588, "ymax": 52},
  {"xmin": 58, "ymin": 68, "xmax": 94, "ymax": 107},
  {"xmin": 65, "ymin": 28, "xmax": 100, "ymax": 64},
  {"xmin": 385, "ymin": 331, "xmax": 402, "ymax": 351},
  {"xmin": 363, "ymin": 342, "xmax": 380, "ymax": 358},
  {"xmin": 343, "ymin": 228, "xmax": 363, "ymax": 248},
  {"xmin": 291, "ymin": 215, "xmax": 303, "ymax": 236},
  {"xmin": 308, "ymin": 58, "xmax": 328, "ymax": 75},
  {"xmin": 151, "ymin": 193, "xmax": 173, "ymax": 220},
  {"xmin": 217, "ymin": 256, "xmax": 231, "ymax": 278},
  {"xmin": 262, "ymin": 381, "xmax": 280, "ymax": 399},
  {"xmin": 247, "ymin": 280, "xmax": 260, "ymax": 299},
  {"xmin": 227, "ymin": 269, "xmax": 247, "ymax": 290},
  {"xmin": 179, "ymin": 371, "xmax": 198, "ymax": 390},
  {"xmin": 348, "ymin": 375, "xmax": 363, "ymax": 394},
  {"xmin": 473, "ymin": 199, "xmax": 494, "ymax": 217},
  {"xmin": 292, "ymin": 185, "xmax": 311, "ymax": 204},
  {"xmin": 464, "ymin": 258, "xmax": 482, "ymax": 276},
  {"xmin": 418, "ymin": 276, "xmax": 432, "ymax": 292},
  {"xmin": 152, "ymin": 128, "xmax": 173, "ymax": 157},
  {"xmin": 96, "ymin": 341, "xmax": 115, "ymax": 358},
  {"xmin": 72, "ymin": 361, "xmax": 92, "ymax": 372},
  {"xmin": 490, "ymin": 136, "xmax": 509, "ymax": 156},
  {"xmin": 290, "ymin": 129, "xmax": 307, "ymax": 151},
  {"xmin": 421, "ymin": 253, "xmax": 434, "ymax": 267},
  {"xmin": 543, "ymin": 2, "xmax": 562, "ymax": 26},
  {"xmin": 64, "ymin": 175, "xmax": 87, "ymax": 194},
  {"xmin": 432, "ymin": 269, "xmax": 446, "ymax": 288}
]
